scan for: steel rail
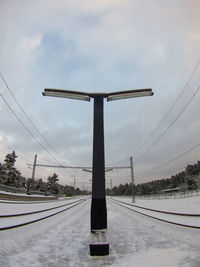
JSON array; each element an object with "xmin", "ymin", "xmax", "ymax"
[
  {"xmin": 0, "ymin": 198, "xmax": 85, "ymax": 218},
  {"xmin": 112, "ymin": 198, "xmax": 200, "ymax": 216},
  {"xmin": 0, "ymin": 197, "xmax": 81, "ymax": 205},
  {"xmin": 0, "ymin": 199, "xmax": 87, "ymax": 231},
  {"xmin": 111, "ymin": 199, "xmax": 200, "ymax": 229}
]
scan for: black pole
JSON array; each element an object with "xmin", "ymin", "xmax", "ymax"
[
  {"xmin": 90, "ymin": 95, "xmax": 109, "ymax": 256},
  {"xmin": 91, "ymin": 95, "xmax": 107, "ymax": 229}
]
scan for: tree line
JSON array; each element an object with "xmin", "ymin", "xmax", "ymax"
[
  {"xmin": 1, "ymin": 151, "xmax": 199, "ymax": 197},
  {"xmin": 0, "ymin": 151, "xmax": 88, "ymax": 196},
  {"xmin": 106, "ymin": 161, "xmax": 200, "ymax": 196}
]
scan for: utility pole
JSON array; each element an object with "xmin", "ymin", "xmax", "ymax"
[
  {"xmin": 42, "ymin": 87, "xmax": 153, "ymax": 256},
  {"xmin": 32, "ymin": 155, "xmax": 37, "ymax": 179},
  {"xmin": 26, "ymin": 154, "xmax": 37, "ymax": 195},
  {"xmin": 130, "ymin": 156, "xmax": 135, "ymax": 203}
]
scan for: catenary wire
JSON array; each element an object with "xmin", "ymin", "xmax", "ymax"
[
  {"xmin": 0, "ymin": 73, "xmax": 79, "ymax": 179},
  {"xmin": 103, "ymin": 60, "xmax": 200, "ymax": 170},
  {"xmin": 0, "ymin": 72, "xmax": 59, "ymax": 156},
  {"xmin": 0, "ymin": 94, "xmax": 61, "ymax": 165},
  {"xmin": 136, "ymin": 141, "xmax": 200, "ymax": 177},
  {"xmin": 134, "ymin": 84, "xmax": 200, "ymax": 163},
  {"xmin": 134, "ymin": 59, "xmax": 200, "ymax": 158}
]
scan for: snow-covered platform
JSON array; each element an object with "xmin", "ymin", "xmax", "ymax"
[
  {"xmin": 0, "ymin": 191, "xmax": 57, "ymax": 201},
  {"xmin": 0, "ymin": 196, "xmax": 200, "ymax": 266},
  {"xmin": 114, "ymin": 195, "xmax": 200, "ymax": 214}
]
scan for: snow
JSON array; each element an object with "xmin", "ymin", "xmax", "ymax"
[
  {"xmin": 0, "ymin": 197, "xmax": 85, "ymax": 215},
  {"xmin": 111, "ymin": 197, "xmax": 200, "ymax": 227},
  {"xmin": 113, "ymin": 195, "xmax": 200, "ymax": 214},
  {"xmin": 0, "ymin": 198, "xmax": 86, "ymax": 229},
  {"xmin": 112, "ymin": 247, "xmax": 187, "ymax": 267},
  {"xmin": 0, "ymin": 196, "xmax": 200, "ymax": 266},
  {"xmin": 0, "ymin": 190, "xmax": 53, "ymax": 197}
]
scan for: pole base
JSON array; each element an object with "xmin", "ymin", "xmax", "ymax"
[{"xmin": 90, "ymin": 230, "xmax": 109, "ymax": 256}]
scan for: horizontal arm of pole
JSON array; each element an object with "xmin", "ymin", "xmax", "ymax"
[{"xmin": 42, "ymin": 88, "xmax": 154, "ymax": 102}]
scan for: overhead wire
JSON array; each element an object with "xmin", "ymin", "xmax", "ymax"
[
  {"xmin": 105, "ymin": 59, "xmax": 200, "ymax": 178},
  {"xmin": 136, "ymin": 141, "xmax": 200, "ymax": 177},
  {"xmin": 134, "ymin": 84, "xmax": 200, "ymax": 163},
  {"xmin": 0, "ymin": 72, "xmax": 59, "ymax": 156},
  {"xmin": 0, "ymin": 73, "xmax": 80, "ymax": 180},
  {"xmin": 134, "ymin": 59, "xmax": 200, "ymax": 160},
  {"xmin": 0, "ymin": 93, "xmax": 61, "ymax": 165}
]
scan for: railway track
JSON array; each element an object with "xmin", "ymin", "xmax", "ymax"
[
  {"xmin": 0, "ymin": 197, "xmax": 78, "ymax": 204},
  {"xmin": 0, "ymin": 197, "xmax": 88, "ymax": 231},
  {"xmin": 111, "ymin": 198, "xmax": 200, "ymax": 229}
]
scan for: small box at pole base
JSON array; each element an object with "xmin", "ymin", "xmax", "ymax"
[
  {"xmin": 90, "ymin": 243, "xmax": 109, "ymax": 256},
  {"xmin": 90, "ymin": 230, "xmax": 109, "ymax": 256}
]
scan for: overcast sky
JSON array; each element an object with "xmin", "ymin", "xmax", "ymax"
[{"xmin": 0, "ymin": 0, "xmax": 200, "ymax": 188}]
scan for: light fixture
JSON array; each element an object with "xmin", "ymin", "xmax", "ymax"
[
  {"xmin": 43, "ymin": 88, "xmax": 91, "ymax": 102},
  {"xmin": 107, "ymin": 88, "xmax": 153, "ymax": 102}
]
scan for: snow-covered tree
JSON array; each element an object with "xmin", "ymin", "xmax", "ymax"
[
  {"xmin": 47, "ymin": 173, "xmax": 59, "ymax": 194},
  {"xmin": 0, "ymin": 151, "xmax": 25, "ymax": 188}
]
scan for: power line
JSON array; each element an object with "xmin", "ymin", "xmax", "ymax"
[
  {"xmin": 0, "ymin": 93, "xmax": 61, "ymax": 164},
  {"xmin": 0, "ymin": 76, "xmax": 83, "ymax": 182},
  {"xmin": 35, "ymin": 163, "xmax": 130, "ymax": 169},
  {"xmin": 134, "ymin": 58, "xmax": 200, "ymax": 158},
  {"xmin": 136, "ymin": 141, "xmax": 200, "ymax": 177},
  {"xmin": 134, "ymin": 84, "xmax": 200, "ymax": 163},
  {"xmin": 0, "ymin": 72, "xmax": 59, "ymax": 156},
  {"xmin": 0, "ymin": 73, "xmax": 78, "ymax": 180}
]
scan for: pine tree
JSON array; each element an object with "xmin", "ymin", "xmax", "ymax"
[
  {"xmin": 3, "ymin": 152, "xmax": 19, "ymax": 186},
  {"xmin": 0, "ymin": 162, "xmax": 6, "ymax": 184},
  {"xmin": 47, "ymin": 173, "xmax": 59, "ymax": 194}
]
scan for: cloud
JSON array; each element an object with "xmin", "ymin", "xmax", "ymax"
[{"xmin": 0, "ymin": 0, "xmax": 200, "ymax": 186}]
